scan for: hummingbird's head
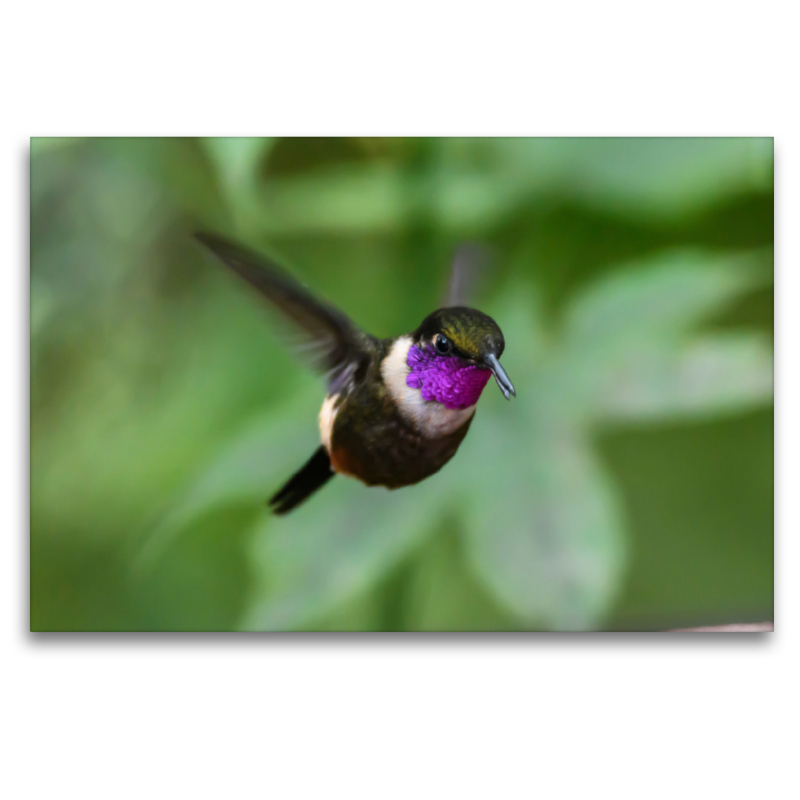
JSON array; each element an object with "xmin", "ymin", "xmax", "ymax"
[{"xmin": 405, "ymin": 307, "xmax": 516, "ymax": 408}]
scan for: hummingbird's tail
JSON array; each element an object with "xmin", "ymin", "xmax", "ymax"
[{"xmin": 269, "ymin": 446, "xmax": 335, "ymax": 515}]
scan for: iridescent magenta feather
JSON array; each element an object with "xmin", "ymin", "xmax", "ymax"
[{"xmin": 406, "ymin": 344, "xmax": 491, "ymax": 409}]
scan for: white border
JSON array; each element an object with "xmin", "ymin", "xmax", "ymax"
[{"xmin": 4, "ymin": 2, "xmax": 795, "ymax": 798}]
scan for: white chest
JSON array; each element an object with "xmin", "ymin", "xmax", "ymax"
[
  {"xmin": 380, "ymin": 336, "xmax": 476, "ymax": 438},
  {"xmin": 318, "ymin": 393, "xmax": 340, "ymax": 453}
]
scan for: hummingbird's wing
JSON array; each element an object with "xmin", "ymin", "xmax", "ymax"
[
  {"xmin": 195, "ymin": 232, "xmax": 375, "ymax": 391},
  {"xmin": 441, "ymin": 242, "xmax": 493, "ymax": 308}
]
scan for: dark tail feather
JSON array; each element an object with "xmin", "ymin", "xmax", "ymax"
[{"xmin": 269, "ymin": 446, "xmax": 335, "ymax": 515}]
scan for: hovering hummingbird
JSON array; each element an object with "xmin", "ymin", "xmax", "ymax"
[{"xmin": 195, "ymin": 233, "xmax": 515, "ymax": 514}]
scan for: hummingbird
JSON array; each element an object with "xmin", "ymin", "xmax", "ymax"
[{"xmin": 195, "ymin": 233, "xmax": 516, "ymax": 515}]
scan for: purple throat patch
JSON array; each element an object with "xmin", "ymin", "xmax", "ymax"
[{"xmin": 406, "ymin": 344, "xmax": 491, "ymax": 410}]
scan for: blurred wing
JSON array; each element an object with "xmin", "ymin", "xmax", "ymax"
[
  {"xmin": 442, "ymin": 242, "xmax": 494, "ymax": 308},
  {"xmin": 195, "ymin": 232, "xmax": 373, "ymax": 389}
]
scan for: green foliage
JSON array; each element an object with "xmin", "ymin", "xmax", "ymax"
[{"xmin": 30, "ymin": 137, "xmax": 773, "ymax": 630}]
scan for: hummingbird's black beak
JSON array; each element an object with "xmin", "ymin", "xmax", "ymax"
[{"xmin": 484, "ymin": 353, "xmax": 516, "ymax": 400}]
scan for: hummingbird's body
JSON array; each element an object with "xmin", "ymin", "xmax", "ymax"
[
  {"xmin": 196, "ymin": 233, "xmax": 515, "ymax": 514},
  {"xmin": 319, "ymin": 335, "xmax": 477, "ymax": 487}
]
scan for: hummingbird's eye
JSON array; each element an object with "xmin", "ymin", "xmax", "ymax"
[{"xmin": 434, "ymin": 334, "xmax": 452, "ymax": 355}]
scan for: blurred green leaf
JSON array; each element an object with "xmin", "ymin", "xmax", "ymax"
[
  {"xmin": 201, "ymin": 137, "xmax": 275, "ymax": 230},
  {"xmin": 30, "ymin": 137, "xmax": 82, "ymax": 156},
  {"xmin": 560, "ymin": 250, "xmax": 774, "ymax": 423},
  {"xmin": 450, "ymin": 289, "xmax": 626, "ymax": 629},
  {"xmin": 398, "ymin": 526, "xmax": 522, "ymax": 632},
  {"xmin": 133, "ymin": 388, "xmax": 320, "ymax": 571},
  {"xmin": 462, "ymin": 418, "xmax": 627, "ymax": 629},
  {"xmin": 242, "ymin": 138, "xmax": 773, "ymax": 237},
  {"xmin": 453, "ymin": 255, "xmax": 770, "ymax": 628},
  {"xmin": 114, "ymin": 137, "xmax": 229, "ymax": 228},
  {"xmin": 590, "ymin": 334, "xmax": 773, "ymax": 423},
  {"xmin": 563, "ymin": 250, "xmax": 768, "ymax": 348},
  {"xmin": 203, "ymin": 138, "xmax": 274, "ymax": 195},
  {"xmin": 241, "ymin": 478, "xmax": 444, "ymax": 631},
  {"xmin": 487, "ymin": 138, "xmax": 774, "ymax": 217}
]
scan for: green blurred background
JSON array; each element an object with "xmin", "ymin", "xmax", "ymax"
[{"xmin": 30, "ymin": 137, "xmax": 773, "ymax": 631}]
